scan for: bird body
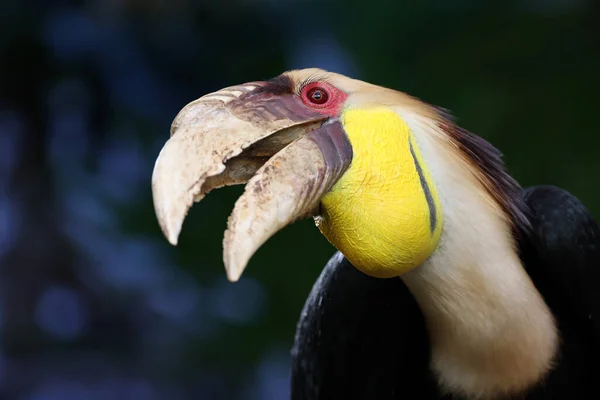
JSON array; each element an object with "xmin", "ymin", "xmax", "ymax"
[
  {"xmin": 151, "ymin": 69, "xmax": 600, "ymax": 400},
  {"xmin": 292, "ymin": 185, "xmax": 600, "ymax": 399}
]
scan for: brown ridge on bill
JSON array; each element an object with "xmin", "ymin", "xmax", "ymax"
[{"xmin": 252, "ymin": 74, "xmax": 295, "ymax": 96}]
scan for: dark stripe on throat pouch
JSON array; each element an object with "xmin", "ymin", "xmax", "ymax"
[{"xmin": 409, "ymin": 139, "xmax": 437, "ymax": 234}]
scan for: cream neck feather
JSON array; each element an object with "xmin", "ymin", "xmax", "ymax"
[{"xmin": 398, "ymin": 110, "xmax": 559, "ymax": 399}]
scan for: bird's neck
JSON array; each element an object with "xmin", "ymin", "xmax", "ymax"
[{"xmin": 400, "ymin": 124, "xmax": 559, "ymax": 399}]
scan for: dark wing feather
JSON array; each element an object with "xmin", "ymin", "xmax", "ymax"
[
  {"xmin": 519, "ymin": 185, "xmax": 600, "ymax": 333},
  {"xmin": 290, "ymin": 252, "xmax": 443, "ymax": 400},
  {"xmin": 518, "ymin": 185, "xmax": 600, "ymax": 398}
]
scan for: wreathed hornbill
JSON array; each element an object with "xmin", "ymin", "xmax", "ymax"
[{"xmin": 151, "ymin": 69, "xmax": 600, "ymax": 399}]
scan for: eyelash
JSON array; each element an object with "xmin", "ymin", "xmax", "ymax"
[{"xmin": 297, "ymin": 75, "xmax": 325, "ymax": 95}]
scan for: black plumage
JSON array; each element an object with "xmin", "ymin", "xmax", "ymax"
[{"xmin": 291, "ymin": 185, "xmax": 600, "ymax": 400}]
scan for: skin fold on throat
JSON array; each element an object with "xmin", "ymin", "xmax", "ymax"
[{"xmin": 315, "ymin": 107, "xmax": 443, "ymax": 278}]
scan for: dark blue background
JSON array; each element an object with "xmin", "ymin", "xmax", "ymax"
[{"xmin": 0, "ymin": 1, "xmax": 598, "ymax": 399}]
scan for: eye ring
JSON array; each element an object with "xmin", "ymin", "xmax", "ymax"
[
  {"xmin": 301, "ymin": 83, "xmax": 334, "ymax": 108},
  {"xmin": 299, "ymin": 81, "xmax": 345, "ymax": 114}
]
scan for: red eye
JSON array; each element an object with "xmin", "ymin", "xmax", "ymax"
[
  {"xmin": 306, "ymin": 87, "xmax": 329, "ymax": 105},
  {"xmin": 299, "ymin": 81, "xmax": 347, "ymax": 116}
]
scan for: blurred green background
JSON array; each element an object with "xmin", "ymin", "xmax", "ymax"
[{"xmin": 0, "ymin": 0, "xmax": 598, "ymax": 399}]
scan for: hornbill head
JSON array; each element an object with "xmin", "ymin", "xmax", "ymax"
[{"xmin": 152, "ymin": 68, "xmax": 525, "ymax": 282}]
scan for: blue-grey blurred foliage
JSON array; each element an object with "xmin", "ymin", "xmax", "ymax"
[{"xmin": 0, "ymin": 0, "xmax": 598, "ymax": 399}]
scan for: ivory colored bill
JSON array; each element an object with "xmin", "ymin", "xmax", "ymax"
[{"xmin": 223, "ymin": 121, "xmax": 352, "ymax": 281}]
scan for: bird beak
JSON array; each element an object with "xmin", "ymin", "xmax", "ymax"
[{"xmin": 151, "ymin": 81, "xmax": 353, "ymax": 282}]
